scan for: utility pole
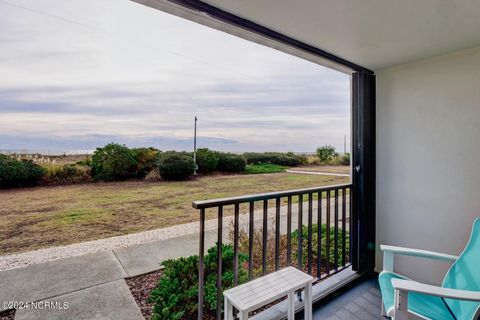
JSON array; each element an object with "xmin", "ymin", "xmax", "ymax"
[
  {"xmin": 344, "ymin": 135, "xmax": 347, "ymax": 154},
  {"xmin": 193, "ymin": 116, "xmax": 198, "ymax": 175}
]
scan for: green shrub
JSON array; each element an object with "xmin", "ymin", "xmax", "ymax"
[
  {"xmin": 244, "ymin": 152, "xmax": 305, "ymax": 167},
  {"xmin": 292, "ymin": 224, "xmax": 349, "ymax": 267},
  {"xmin": 90, "ymin": 143, "xmax": 137, "ymax": 181},
  {"xmin": 195, "ymin": 148, "xmax": 219, "ymax": 173},
  {"xmin": 316, "ymin": 145, "xmax": 337, "ymax": 164},
  {"xmin": 339, "ymin": 153, "xmax": 350, "ymax": 166},
  {"xmin": 132, "ymin": 147, "xmax": 159, "ymax": 177},
  {"xmin": 0, "ymin": 155, "xmax": 45, "ymax": 188},
  {"xmin": 45, "ymin": 164, "xmax": 91, "ymax": 184},
  {"xmin": 149, "ymin": 243, "xmax": 248, "ymax": 320},
  {"xmin": 217, "ymin": 153, "xmax": 246, "ymax": 173},
  {"xmin": 157, "ymin": 152, "xmax": 195, "ymax": 181}
]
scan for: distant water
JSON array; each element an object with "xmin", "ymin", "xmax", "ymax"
[{"xmin": 0, "ymin": 149, "xmax": 94, "ymax": 156}]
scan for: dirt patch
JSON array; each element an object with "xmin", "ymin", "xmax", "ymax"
[
  {"xmin": 125, "ymin": 270, "xmax": 163, "ymax": 319},
  {"xmin": 0, "ymin": 309, "xmax": 15, "ymax": 320}
]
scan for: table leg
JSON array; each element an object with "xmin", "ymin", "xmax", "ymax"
[
  {"xmin": 224, "ymin": 297, "xmax": 233, "ymax": 320},
  {"xmin": 287, "ymin": 292, "xmax": 295, "ymax": 320},
  {"xmin": 238, "ymin": 310, "xmax": 248, "ymax": 320},
  {"xmin": 304, "ymin": 283, "xmax": 312, "ymax": 320}
]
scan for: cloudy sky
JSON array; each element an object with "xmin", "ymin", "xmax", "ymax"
[{"xmin": 0, "ymin": 0, "xmax": 351, "ymax": 153}]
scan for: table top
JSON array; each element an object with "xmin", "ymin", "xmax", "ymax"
[{"xmin": 224, "ymin": 266, "xmax": 314, "ymax": 311}]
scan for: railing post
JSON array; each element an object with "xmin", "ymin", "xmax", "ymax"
[
  {"xmin": 233, "ymin": 204, "xmax": 239, "ymax": 286},
  {"xmin": 216, "ymin": 206, "xmax": 223, "ymax": 320},
  {"xmin": 198, "ymin": 208, "xmax": 205, "ymax": 320}
]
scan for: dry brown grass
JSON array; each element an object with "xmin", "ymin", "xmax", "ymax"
[{"xmin": 0, "ymin": 173, "xmax": 349, "ymax": 255}]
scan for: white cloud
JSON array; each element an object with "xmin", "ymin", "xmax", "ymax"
[{"xmin": 0, "ymin": 0, "xmax": 350, "ymax": 152}]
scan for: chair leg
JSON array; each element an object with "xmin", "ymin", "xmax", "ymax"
[{"xmin": 287, "ymin": 292, "xmax": 295, "ymax": 320}]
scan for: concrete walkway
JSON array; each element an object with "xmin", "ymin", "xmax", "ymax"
[
  {"xmin": 286, "ymin": 169, "xmax": 350, "ymax": 177},
  {"xmin": 0, "ymin": 196, "xmax": 349, "ymax": 319},
  {"xmin": 0, "ymin": 231, "xmax": 219, "ymax": 319}
]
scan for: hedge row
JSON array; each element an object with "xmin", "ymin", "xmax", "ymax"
[
  {"xmin": 243, "ymin": 152, "xmax": 306, "ymax": 167},
  {"xmin": 196, "ymin": 148, "xmax": 246, "ymax": 174}
]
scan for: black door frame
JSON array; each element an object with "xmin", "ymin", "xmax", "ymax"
[{"xmin": 163, "ymin": 0, "xmax": 377, "ymax": 276}]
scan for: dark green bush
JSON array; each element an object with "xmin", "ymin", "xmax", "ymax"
[
  {"xmin": 292, "ymin": 223, "xmax": 349, "ymax": 267},
  {"xmin": 149, "ymin": 243, "xmax": 248, "ymax": 320},
  {"xmin": 132, "ymin": 147, "xmax": 159, "ymax": 177},
  {"xmin": 217, "ymin": 153, "xmax": 246, "ymax": 173},
  {"xmin": 0, "ymin": 155, "xmax": 45, "ymax": 188},
  {"xmin": 339, "ymin": 153, "xmax": 350, "ymax": 166},
  {"xmin": 158, "ymin": 152, "xmax": 195, "ymax": 181},
  {"xmin": 90, "ymin": 143, "xmax": 137, "ymax": 181},
  {"xmin": 195, "ymin": 148, "xmax": 219, "ymax": 173},
  {"xmin": 244, "ymin": 152, "xmax": 305, "ymax": 167}
]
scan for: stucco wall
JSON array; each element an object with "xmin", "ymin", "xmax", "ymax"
[{"xmin": 375, "ymin": 46, "xmax": 480, "ymax": 284}]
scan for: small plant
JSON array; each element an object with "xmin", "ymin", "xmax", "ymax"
[
  {"xmin": 90, "ymin": 143, "xmax": 137, "ymax": 181},
  {"xmin": 316, "ymin": 145, "xmax": 338, "ymax": 164},
  {"xmin": 157, "ymin": 152, "xmax": 195, "ymax": 181},
  {"xmin": 196, "ymin": 148, "xmax": 219, "ymax": 173},
  {"xmin": 149, "ymin": 243, "xmax": 248, "ymax": 320},
  {"xmin": 144, "ymin": 168, "xmax": 162, "ymax": 182},
  {"xmin": 339, "ymin": 153, "xmax": 350, "ymax": 166},
  {"xmin": 217, "ymin": 153, "xmax": 246, "ymax": 173},
  {"xmin": 0, "ymin": 154, "xmax": 45, "ymax": 188}
]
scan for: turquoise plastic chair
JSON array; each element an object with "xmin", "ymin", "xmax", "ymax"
[{"xmin": 378, "ymin": 218, "xmax": 480, "ymax": 320}]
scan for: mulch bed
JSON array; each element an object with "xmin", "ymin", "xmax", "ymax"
[
  {"xmin": 0, "ymin": 309, "xmax": 15, "ymax": 320},
  {"xmin": 125, "ymin": 270, "xmax": 163, "ymax": 320}
]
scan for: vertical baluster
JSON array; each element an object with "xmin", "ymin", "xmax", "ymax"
[
  {"xmin": 287, "ymin": 196, "xmax": 292, "ymax": 266},
  {"xmin": 248, "ymin": 201, "xmax": 254, "ymax": 280},
  {"xmin": 307, "ymin": 193, "xmax": 313, "ymax": 275},
  {"xmin": 297, "ymin": 194, "xmax": 303, "ymax": 270},
  {"xmin": 233, "ymin": 204, "xmax": 239, "ymax": 285},
  {"xmin": 262, "ymin": 199, "xmax": 268, "ymax": 275},
  {"xmin": 317, "ymin": 191, "xmax": 322, "ymax": 279},
  {"xmin": 334, "ymin": 189, "xmax": 339, "ymax": 272},
  {"xmin": 216, "ymin": 206, "xmax": 223, "ymax": 320},
  {"xmin": 342, "ymin": 188, "xmax": 347, "ymax": 267},
  {"xmin": 326, "ymin": 190, "xmax": 331, "ymax": 275},
  {"xmin": 275, "ymin": 197, "xmax": 281, "ymax": 270},
  {"xmin": 349, "ymin": 186, "xmax": 353, "ymax": 265},
  {"xmin": 198, "ymin": 208, "xmax": 205, "ymax": 320}
]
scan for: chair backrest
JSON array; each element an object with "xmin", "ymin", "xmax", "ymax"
[{"xmin": 442, "ymin": 218, "xmax": 480, "ymax": 319}]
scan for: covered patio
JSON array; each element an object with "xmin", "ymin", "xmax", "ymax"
[{"xmin": 2, "ymin": 0, "xmax": 480, "ymax": 319}]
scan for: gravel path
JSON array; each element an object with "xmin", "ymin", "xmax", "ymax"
[{"xmin": 0, "ymin": 219, "xmax": 220, "ymax": 272}]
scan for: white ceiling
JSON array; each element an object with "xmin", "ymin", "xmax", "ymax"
[{"xmin": 199, "ymin": 0, "xmax": 480, "ymax": 71}]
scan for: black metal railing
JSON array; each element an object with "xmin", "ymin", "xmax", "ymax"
[{"xmin": 193, "ymin": 183, "xmax": 353, "ymax": 320}]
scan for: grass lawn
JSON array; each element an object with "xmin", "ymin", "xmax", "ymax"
[
  {"xmin": 245, "ymin": 163, "xmax": 287, "ymax": 174},
  {"xmin": 0, "ymin": 172, "xmax": 349, "ymax": 255}
]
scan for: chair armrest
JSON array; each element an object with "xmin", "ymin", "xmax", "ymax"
[
  {"xmin": 380, "ymin": 245, "xmax": 458, "ymax": 262},
  {"xmin": 392, "ymin": 279, "xmax": 480, "ymax": 302}
]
